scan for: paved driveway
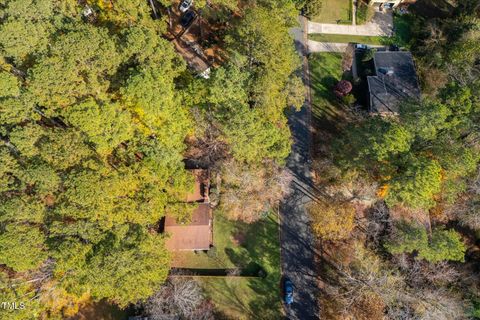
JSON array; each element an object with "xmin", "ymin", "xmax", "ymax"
[
  {"xmin": 307, "ymin": 40, "xmax": 348, "ymax": 52},
  {"xmin": 282, "ymin": 16, "xmax": 320, "ymax": 320},
  {"xmin": 308, "ymin": 11, "xmax": 393, "ymax": 36}
]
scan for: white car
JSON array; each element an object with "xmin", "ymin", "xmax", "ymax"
[
  {"xmin": 179, "ymin": 0, "xmax": 193, "ymax": 13},
  {"xmin": 354, "ymin": 44, "xmax": 369, "ymax": 50}
]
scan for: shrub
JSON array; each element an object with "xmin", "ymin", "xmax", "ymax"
[
  {"xmin": 356, "ymin": 1, "xmax": 374, "ymax": 25},
  {"xmin": 207, "ymin": 246, "xmax": 217, "ymax": 258},
  {"xmin": 303, "ymin": 0, "xmax": 322, "ymax": 19},
  {"xmin": 343, "ymin": 93, "xmax": 356, "ymax": 106},
  {"xmin": 333, "ymin": 80, "xmax": 353, "ymax": 97},
  {"xmin": 362, "ymin": 48, "xmax": 377, "ymax": 62}
]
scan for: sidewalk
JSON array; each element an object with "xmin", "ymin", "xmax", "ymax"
[
  {"xmin": 308, "ymin": 11, "xmax": 393, "ymax": 36},
  {"xmin": 307, "ymin": 40, "xmax": 348, "ymax": 52}
]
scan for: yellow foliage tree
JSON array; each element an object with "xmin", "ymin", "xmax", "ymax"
[
  {"xmin": 308, "ymin": 201, "xmax": 355, "ymax": 241},
  {"xmin": 39, "ymin": 282, "xmax": 91, "ymax": 318}
]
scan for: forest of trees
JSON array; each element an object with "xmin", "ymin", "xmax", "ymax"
[
  {"xmin": 308, "ymin": 0, "xmax": 480, "ymax": 318},
  {"xmin": 0, "ymin": 0, "xmax": 303, "ymax": 318}
]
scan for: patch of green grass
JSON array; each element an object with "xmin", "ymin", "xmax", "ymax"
[
  {"xmin": 309, "ymin": 33, "xmax": 387, "ymax": 45},
  {"xmin": 202, "ymin": 214, "xmax": 282, "ymax": 319},
  {"xmin": 200, "ymin": 276, "xmax": 282, "ymax": 320},
  {"xmin": 311, "ymin": 0, "xmax": 352, "ymax": 24},
  {"xmin": 173, "ymin": 213, "xmax": 282, "ymax": 319},
  {"xmin": 309, "ymin": 53, "xmax": 344, "ymax": 121}
]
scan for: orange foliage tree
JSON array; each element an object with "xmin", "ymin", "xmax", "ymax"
[{"xmin": 308, "ymin": 201, "xmax": 355, "ymax": 241}]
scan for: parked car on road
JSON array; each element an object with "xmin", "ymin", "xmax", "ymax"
[
  {"xmin": 179, "ymin": 0, "xmax": 193, "ymax": 13},
  {"xmin": 180, "ymin": 10, "xmax": 196, "ymax": 28},
  {"xmin": 389, "ymin": 44, "xmax": 400, "ymax": 51},
  {"xmin": 354, "ymin": 43, "xmax": 369, "ymax": 50},
  {"xmin": 283, "ymin": 278, "xmax": 294, "ymax": 305}
]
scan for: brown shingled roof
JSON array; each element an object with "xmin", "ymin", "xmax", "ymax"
[
  {"xmin": 164, "ymin": 203, "xmax": 212, "ymax": 251},
  {"xmin": 185, "ymin": 169, "xmax": 209, "ymax": 203}
]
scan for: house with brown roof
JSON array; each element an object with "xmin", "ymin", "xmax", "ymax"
[{"xmin": 164, "ymin": 169, "xmax": 213, "ymax": 251}]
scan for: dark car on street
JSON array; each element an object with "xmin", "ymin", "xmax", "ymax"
[
  {"xmin": 389, "ymin": 44, "xmax": 400, "ymax": 51},
  {"xmin": 284, "ymin": 278, "xmax": 294, "ymax": 305},
  {"xmin": 180, "ymin": 10, "xmax": 196, "ymax": 28}
]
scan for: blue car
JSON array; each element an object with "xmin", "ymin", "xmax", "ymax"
[{"xmin": 284, "ymin": 279, "xmax": 294, "ymax": 305}]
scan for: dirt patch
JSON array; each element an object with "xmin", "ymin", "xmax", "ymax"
[{"xmin": 389, "ymin": 205, "xmax": 430, "ymax": 227}]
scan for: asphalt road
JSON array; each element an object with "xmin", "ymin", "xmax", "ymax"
[{"xmin": 280, "ymin": 17, "xmax": 320, "ymax": 320}]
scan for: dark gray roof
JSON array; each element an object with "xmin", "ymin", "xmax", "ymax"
[{"xmin": 367, "ymin": 51, "xmax": 421, "ymax": 114}]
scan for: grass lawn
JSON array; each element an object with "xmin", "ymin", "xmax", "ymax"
[
  {"xmin": 311, "ymin": 0, "xmax": 352, "ymax": 24},
  {"xmin": 200, "ymin": 275, "xmax": 282, "ymax": 320},
  {"xmin": 309, "ymin": 53, "xmax": 345, "ymax": 123},
  {"xmin": 309, "ymin": 33, "xmax": 387, "ymax": 45},
  {"xmin": 173, "ymin": 213, "xmax": 282, "ymax": 319}
]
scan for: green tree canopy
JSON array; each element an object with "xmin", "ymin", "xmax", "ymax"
[
  {"xmin": 223, "ymin": 106, "xmax": 291, "ymax": 164},
  {"xmin": 0, "ymin": 0, "xmax": 55, "ymax": 64},
  {"xmin": 386, "ymin": 221, "xmax": 466, "ymax": 263},
  {"xmin": 0, "ymin": 0, "xmax": 303, "ymax": 317},
  {"xmin": 384, "ymin": 220, "xmax": 428, "ymax": 255},
  {"xmin": 0, "ymin": 2, "xmax": 195, "ymax": 316},
  {"xmin": 419, "ymin": 228, "xmax": 466, "ymax": 263},
  {"xmin": 52, "ymin": 227, "xmax": 170, "ymax": 307},
  {"xmin": 63, "ymin": 100, "xmax": 134, "ymax": 156},
  {"xmin": 226, "ymin": 5, "xmax": 303, "ymax": 122},
  {"xmin": 385, "ymin": 156, "xmax": 442, "ymax": 209},
  {"xmin": 0, "ymin": 71, "xmax": 20, "ymax": 97},
  {"xmin": 335, "ymin": 82, "xmax": 479, "ymax": 210},
  {"xmin": 28, "ymin": 23, "xmax": 122, "ymax": 109},
  {"xmin": 0, "ymin": 224, "xmax": 48, "ymax": 272}
]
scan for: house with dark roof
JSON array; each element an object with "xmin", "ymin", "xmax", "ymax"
[
  {"xmin": 367, "ymin": 51, "xmax": 421, "ymax": 114},
  {"xmin": 164, "ymin": 169, "xmax": 213, "ymax": 251}
]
